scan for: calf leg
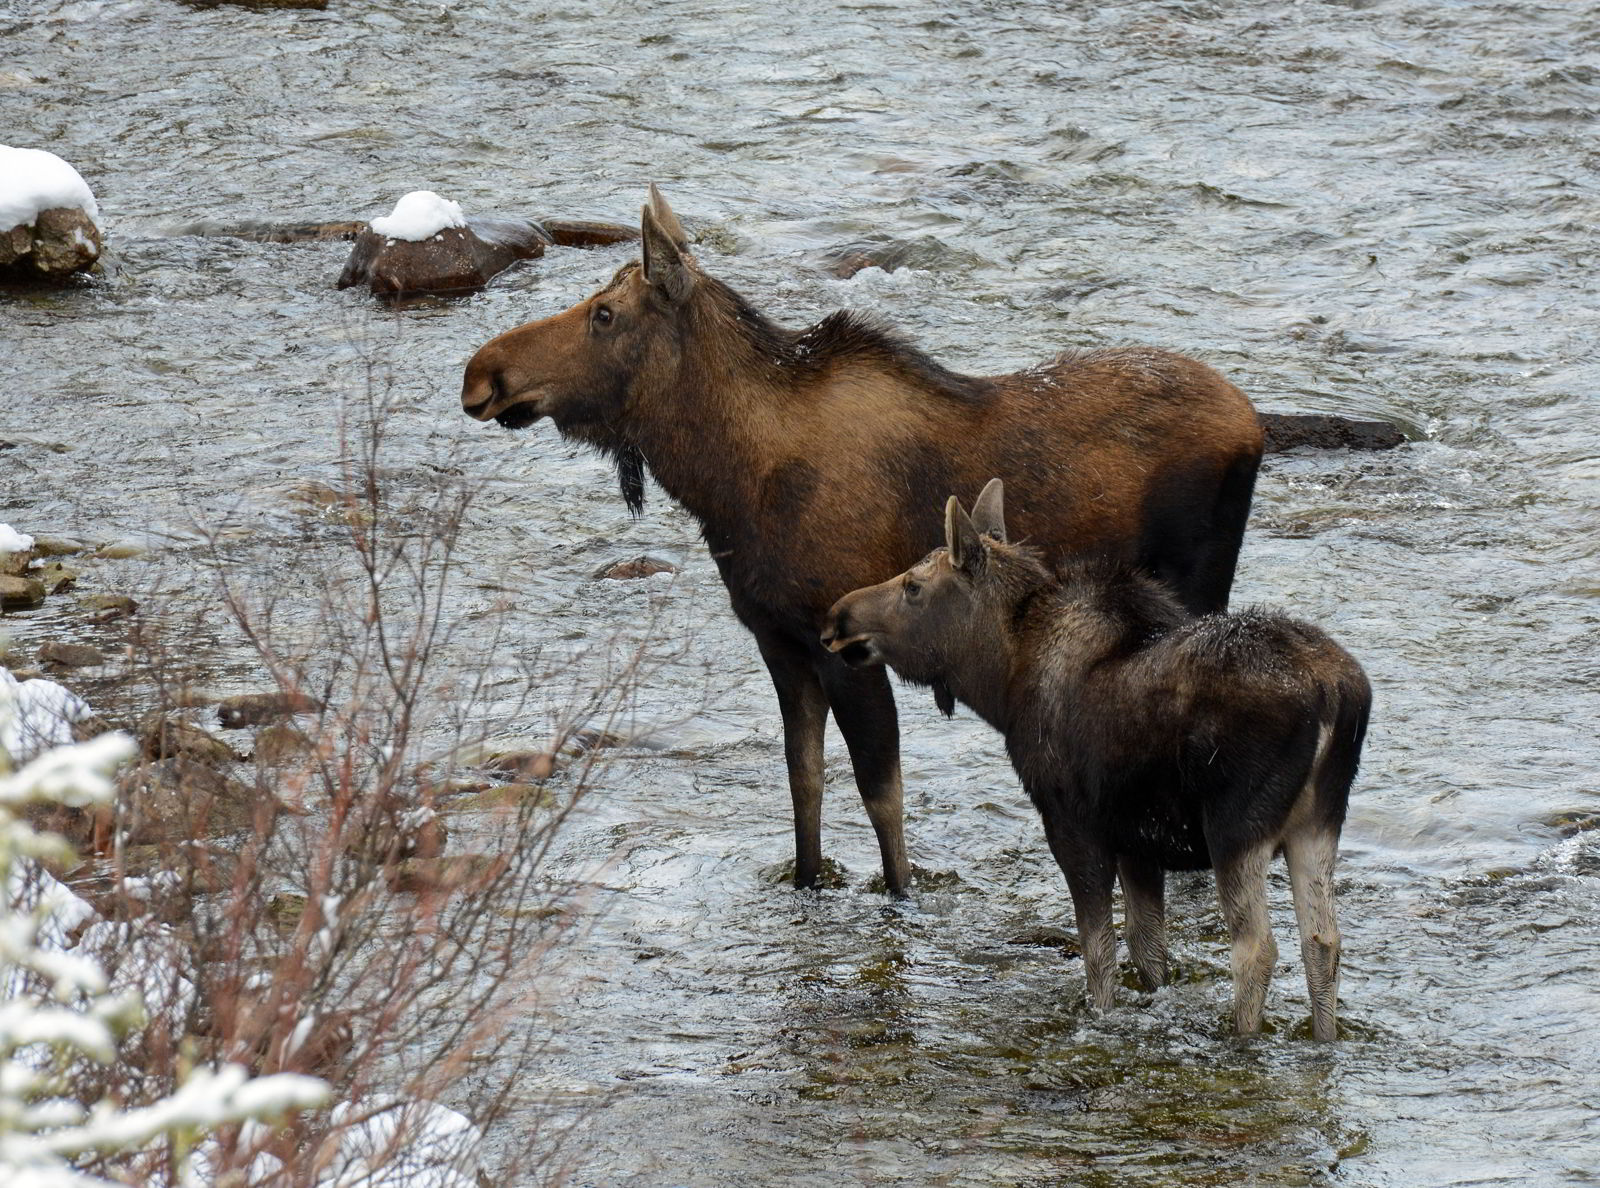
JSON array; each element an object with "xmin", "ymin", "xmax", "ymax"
[
  {"xmin": 1212, "ymin": 840, "xmax": 1278, "ymax": 1036},
  {"xmin": 1043, "ymin": 819, "xmax": 1118, "ymax": 1010},
  {"xmin": 1118, "ymin": 856, "xmax": 1168, "ymax": 991},
  {"xmin": 817, "ymin": 657, "xmax": 909, "ymax": 897},
  {"xmin": 756, "ymin": 635, "xmax": 830, "ymax": 890},
  {"xmin": 1283, "ymin": 826, "xmax": 1342, "ymax": 1041}
]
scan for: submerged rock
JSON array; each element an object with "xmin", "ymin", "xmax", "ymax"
[
  {"xmin": 594, "ymin": 556, "xmax": 679, "ymax": 580},
  {"xmin": 1260, "ymin": 412, "xmax": 1407, "ymax": 453},
  {"xmin": 0, "ymin": 207, "xmax": 102, "ymax": 284},
  {"xmin": 37, "ymin": 641, "xmax": 105, "ymax": 668}
]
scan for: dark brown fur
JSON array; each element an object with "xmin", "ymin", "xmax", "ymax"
[
  {"xmin": 461, "ymin": 187, "xmax": 1264, "ymax": 896},
  {"xmin": 823, "ymin": 482, "xmax": 1370, "ymax": 1038}
]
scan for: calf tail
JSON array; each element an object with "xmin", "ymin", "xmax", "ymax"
[{"xmin": 1313, "ymin": 667, "xmax": 1372, "ymax": 827}]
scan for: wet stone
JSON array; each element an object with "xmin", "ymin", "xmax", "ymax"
[
  {"xmin": 92, "ymin": 541, "xmax": 147, "ymax": 559},
  {"xmin": 1259, "ymin": 412, "xmax": 1407, "ymax": 453},
  {"xmin": 140, "ymin": 714, "xmax": 238, "ymax": 764},
  {"xmin": 0, "ymin": 575, "xmax": 45, "ymax": 609},
  {"xmin": 32, "ymin": 561, "xmax": 78, "ymax": 594},
  {"xmin": 1, "ymin": 546, "xmax": 34, "ymax": 576},
  {"xmin": 80, "ymin": 593, "xmax": 138, "ymax": 620},
  {"xmin": 0, "ymin": 207, "xmax": 101, "ymax": 284},
  {"xmin": 31, "ymin": 535, "xmax": 87, "ymax": 556},
  {"xmin": 217, "ymin": 690, "xmax": 323, "ymax": 728},
  {"xmin": 37, "ymin": 641, "xmax": 105, "ymax": 668},
  {"xmin": 442, "ymin": 782, "xmax": 556, "ymax": 814},
  {"xmin": 593, "ymin": 556, "xmax": 679, "ymax": 581},
  {"xmin": 478, "ymin": 750, "xmax": 560, "ymax": 781},
  {"xmin": 337, "ymin": 220, "xmax": 549, "ymax": 302},
  {"xmin": 115, "ymin": 758, "xmax": 271, "ymax": 844}
]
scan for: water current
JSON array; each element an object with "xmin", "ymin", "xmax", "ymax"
[{"xmin": 3, "ymin": 1, "xmax": 1598, "ymax": 1184}]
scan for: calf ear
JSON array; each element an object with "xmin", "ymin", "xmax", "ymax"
[
  {"xmin": 641, "ymin": 205, "xmax": 694, "ymax": 302},
  {"xmin": 971, "ymin": 478, "xmax": 1006, "ymax": 542},
  {"xmin": 945, "ymin": 496, "xmax": 982, "ymax": 572},
  {"xmin": 648, "ymin": 183, "xmax": 690, "ymax": 248}
]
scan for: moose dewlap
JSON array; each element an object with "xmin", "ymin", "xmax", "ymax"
[{"xmin": 822, "ymin": 479, "xmax": 1371, "ymax": 1039}]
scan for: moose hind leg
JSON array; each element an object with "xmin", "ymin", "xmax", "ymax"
[
  {"xmin": 1213, "ymin": 840, "xmax": 1278, "ymax": 1036},
  {"xmin": 1119, "ymin": 856, "xmax": 1169, "ymax": 991},
  {"xmin": 818, "ymin": 658, "xmax": 909, "ymax": 896},
  {"xmin": 758, "ymin": 635, "xmax": 830, "ymax": 890},
  {"xmin": 1284, "ymin": 826, "xmax": 1342, "ymax": 1041}
]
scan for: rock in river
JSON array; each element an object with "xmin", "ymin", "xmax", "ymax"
[
  {"xmin": 0, "ymin": 147, "xmax": 102, "ymax": 285},
  {"xmin": 337, "ymin": 189, "xmax": 636, "ymax": 301}
]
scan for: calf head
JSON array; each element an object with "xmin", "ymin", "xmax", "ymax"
[
  {"xmin": 460, "ymin": 185, "xmax": 699, "ymax": 446},
  {"xmin": 822, "ymin": 479, "xmax": 1008, "ymax": 684}
]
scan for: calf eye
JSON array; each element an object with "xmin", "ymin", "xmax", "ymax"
[
  {"xmin": 904, "ymin": 580, "xmax": 922, "ymax": 600},
  {"xmin": 593, "ymin": 304, "xmax": 614, "ymax": 326}
]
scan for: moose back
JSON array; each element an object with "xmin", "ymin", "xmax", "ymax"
[{"xmin": 461, "ymin": 187, "xmax": 1263, "ymax": 896}]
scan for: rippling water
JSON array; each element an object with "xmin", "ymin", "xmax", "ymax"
[{"xmin": 3, "ymin": 0, "xmax": 1598, "ymax": 1184}]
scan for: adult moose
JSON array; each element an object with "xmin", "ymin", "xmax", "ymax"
[
  {"xmin": 822, "ymin": 481, "xmax": 1371, "ymax": 1039},
  {"xmin": 461, "ymin": 187, "xmax": 1263, "ymax": 897}
]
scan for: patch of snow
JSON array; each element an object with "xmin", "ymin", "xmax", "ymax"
[
  {"xmin": 325, "ymin": 1097, "xmax": 483, "ymax": 1188},
  {"xmin": 368, "ymin": 191, "xmax": 465, "ymax": 242},
  {"xmin": 0, "ymin": 672, "xmax": 100, "ymax": 768},
  {"xmin": 0, "ymin": 146, "xmax": 100, "ymax": 231},
  {"xmin": 0, "ymin": 523, "xmax": 34, "ymax": 553}
]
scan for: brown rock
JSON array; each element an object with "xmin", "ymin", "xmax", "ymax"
[
  {"xmin": 478, "ymin": 750, "xmax": 559, "ymax": 781},
  {"xmin": 31, "ymin": 536, "xmax": 87, "ymax": 557},
  {"xmin": 140, "ymin": 714, "xmax": 238, "ymax": 763},
  {"xmin": 594, "ymin": 556, "xmax": 679, "ymax": 581},
  {"xmin": 80, "ymin": 593, "xmax": 138, "ymax": 621},
  {"xmin": 541, "ymin": 218, "xmax": 641, "ymax": 248},
  {"xmin": 1, "ymin": 546, "xmax": 33, "ymax": 576},
  {"xmin": 0, "ymin": 207, "xmax": 100, "ymax": 283},
  {"xmin": 442, "ymin": 782, "xmax": 556, "ymax": 814},
  {"xmin": 0, "ymin": 575, "xmax": 45, "ymax": 609},
  {"xmin": 386, "ymin": 854, "xmax": 506, "ymax": 896},
  {"xmin": 37, "ymin": 641, "xmax": 104, "ymax": 668},
  {"xmin": 32, "ymin": 561, "xmax": 78, "ymax": 594},
  {"xmin": 1260, "ymin": 412, "xmax": 1407, "ymax": 453},
  {"xmin": 115, "ymin": 758, "xmax": 272, "ymax": 844},
  {"xmin": 336, "ymin": 217, "xmax": 552, "ymax": 302},
  {"xmin": 254, "ymin": 722, "xmax": 316, "ymax": 766},
  {"xmin": 217, "ymin": 691, "xmax": 323, "ymax": 728}
]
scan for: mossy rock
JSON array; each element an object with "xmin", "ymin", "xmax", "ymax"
[{"xmin": 442, "ymin": 782, "xmax": 556, "ymax": 814}]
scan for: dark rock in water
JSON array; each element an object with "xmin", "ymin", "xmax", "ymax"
[
  {"xmin": 387, "ymin": 854, "xmax": 505, "ymax": 896},
  {"xmin": 1260, "ymin": 412, "xmax": 1407, "ymax": 453},
  {"xmin": 0, "ymin": 575, "xmax": 45, "ymax": 609},
  {"xmin": 32, "ymin": 561, "xmax": 78, "ymax": 594},
  {"xmin": 594, "ymin": 556, "xmax": 679, "ymax": 580},
  {"xmin": 1, "ymin": 544, "xmax": 33, "ymax": 576},
  {"xmin": 338, "ymin": 219, "xmax": 549, "ymax": 301},
  {"xmin": 38, "ymin": 641, "xmax": 105, "ymax": 668},
  {"xmin": 217, "ymin": 690, "xmax": 323, "ymax": 728},
  {"xmin": 337, "ymin": 215, "xmax": 639, "ymax": 302},
  {"xmin": 182, "ymin": 0, "xmax": 328, "ymax": 10},
  {"xmin": 0, "ymin": 207, "xmax": 101, "ymax": 284}
]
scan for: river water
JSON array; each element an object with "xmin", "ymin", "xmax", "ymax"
[{"xmin": 3, "ymin": 0, "xmax": 1598, "ymax": 1184}]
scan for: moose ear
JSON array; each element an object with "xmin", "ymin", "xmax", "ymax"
[
  {"xmin": 647, "ymin": 183, "xmax": 690, "ymax": 248},
  {"xmin": 640, "ymin": 205, "xmax": 695, "ymax": 302},
  {"xmin": 945, "ymin": 495, "xmax": 982, "ymax": 573},
  {"xmin": 970, "ymin": 478, "xmax": 1006, "ymax": 542}
]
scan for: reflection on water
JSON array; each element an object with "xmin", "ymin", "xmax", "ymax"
[{"xmin": 3, "ymin": 0, "xmax": 1598, "ymax": 1184}]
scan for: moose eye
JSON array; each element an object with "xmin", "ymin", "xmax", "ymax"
[
  {"xmin": 593, "ymin": 304, "xmax": 614, "ymax": 326},
  {"xmin": 904, "ymin": 580, "xmax": 922, "ymax": 600}
]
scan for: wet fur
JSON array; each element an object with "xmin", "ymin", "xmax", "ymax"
[
  {"xmin": 461, "ymin": 190, "xmax": 1264, "ymax": 896},
  {"xmin": 825, "ymin": 517, "xmax": 1370, "ymax": 1039}
]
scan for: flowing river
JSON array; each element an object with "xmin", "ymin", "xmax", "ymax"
[{"xmin": 3, "ymin": 0, "xmax": 1598, "ymax": 1184}]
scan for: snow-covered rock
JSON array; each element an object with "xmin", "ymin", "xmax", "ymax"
[
  {"xmin": 324, "ymin": 1097, "xmax": 483, "ymax": 1188},
  {"xmin": 0, "ymin": 670, "xmax": 97, "ymax": 764},
  {"xmin": 368, "ymin": 191, "xmax": 465, "ymax": 242},
  {"xmin": 0, "ymin": 146, "xmax": 102, "ymax": 283}
]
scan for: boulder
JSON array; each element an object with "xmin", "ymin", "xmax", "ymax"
[
  {"xmin": 140, "ymin": 714, "xmax": 239, "ymax": 764},
  {"xmin": 0, "ymin": 574, "xmax": 44, "ymax": 609},
  {"xmin": 593, "ymin": 556, "xmax": 678, "ymax": 580},
  {"xmin": 337, "ymin": 218, "xmax": 552, "ymax": 301},
  {"xmin": 115, "ymin": 758, "xmax": 272, "ymax": 844},
  {"xmin": 0, "ymin": 207, "xmax": 101, "ymax": 284},
  {"xmin": 217, "ymin": 690, "xmax": 323, "ymax": 728},
  {"xmin": 337, "ymin": 191, "xmax": 638, "ymax": 301},
  {"xmin": 1260, "ymin": 412, "xmax": 1406, "ymax": 453},
  {"xmin": 37, "ymin": 641, "xmax": 105, "ymax": 669}
]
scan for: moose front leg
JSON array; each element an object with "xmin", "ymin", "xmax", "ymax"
[
  {"xmin": 1043, "ymin": 818, "xmax": 1119, "ymax": 1010},
  {"xmin": 817, "ymin": 656, "xmax": 910, "ymax": 897},
  {"xmin": 1118, "ymin": 856, "xmax": 1169, "ymax": 991},
  {"xmin": 756, "ymin": 635, "xmax": 830, "ymax": 890}
]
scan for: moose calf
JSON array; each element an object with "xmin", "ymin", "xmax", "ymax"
[{"xmin": 821, "ymin": 480, "xmax": 1370, "ymax": 1040}]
